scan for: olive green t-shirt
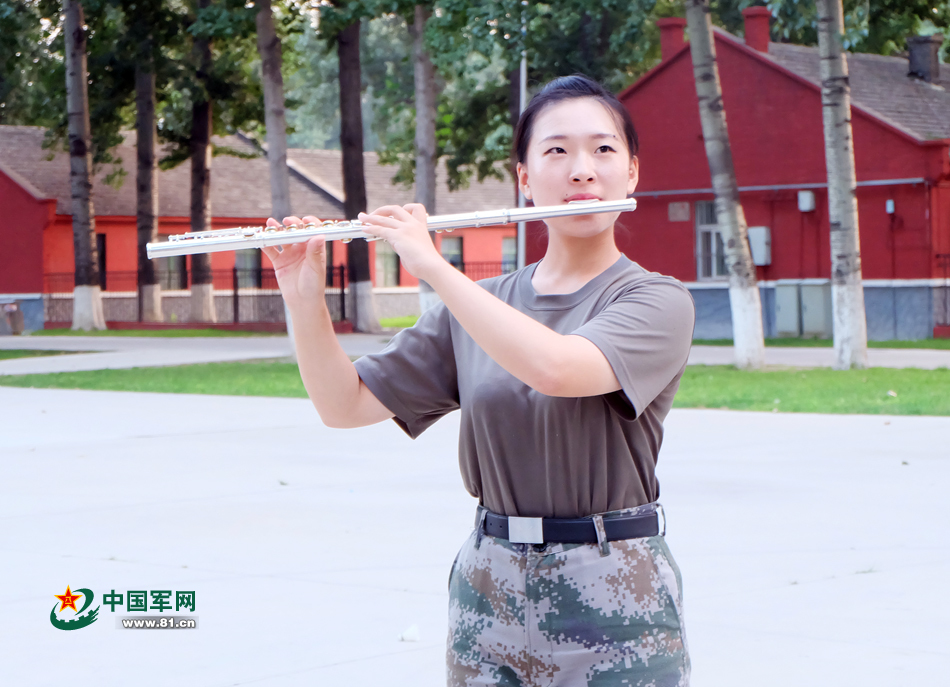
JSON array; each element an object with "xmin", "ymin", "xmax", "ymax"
[{"xmin": 354, "ymin": 255, "xmax": 695, "ymax": 518}]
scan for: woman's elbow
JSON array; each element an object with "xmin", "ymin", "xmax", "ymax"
[
  {"xmin": 529, "ymin": 361, "xmax": 569, "ymax": 397},
  {"xmin": 313, "ymin": 403, "xmax": 348, "ymax": 429}
]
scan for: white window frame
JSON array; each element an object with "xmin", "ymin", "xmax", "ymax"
[
  {"xmin": 235, "ymin": 249, "xmax": 261, "ymax": 288},
  {"xmin": 374, "ymin": 240, "xmax": 400, "ymax": 287},
  {"xmin": 501, "ymin": 236, "xmax": 517, "ymax": 273},
  {"xmin": 440, "ymin": 236, "xmax": 463, "ymax": 270},
  {"xmin": 695, "ymin": 200, "xmax": 728, "ymax": 281}
]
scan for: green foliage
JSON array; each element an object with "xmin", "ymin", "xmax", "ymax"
[
  {"xmin": 286, "ymin": 13, "xmax": 414, "ymax": 151},
  {"xmin": 5, "ymin": 0, "xmax": 274, "ymax": 180},
  {"xmin": 381, "ymin": 0, "xmax": 661, "ymax": 190},
  {"xmin": 0, "ymin": 0, "xmax": 63, "ymax": 126},
  {"xmin": 295, "ymin": 0, "xmax": 665, "ymax": 192},
  {"xmin": 758, "ymin": 0, "xmax": 950, "ymax": 56},
  {"xmin": 157, "ymin": 0, "xmax": 266, "ymax": 169}
]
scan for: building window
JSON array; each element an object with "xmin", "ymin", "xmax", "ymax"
[
  {"xmin": 696, "ymin": 200, "xmax": 727, "ymax": 280},
  {"xmin": 235, "ymin": 249, "xmax": 262, "ymax": 288},
  {"xmin": 375, "ymin": 240, "xmax": 400, "ymax": 287},
  {"xmin": 502, "ymin": 237, "xmax": 517, "ymax": 273},
  {"xmin": 155, "ymin": 236, "xmax": 188, "ymax": 290},
  {"xmin": 96, "ymin": 233, "xmax": 107, "ymax": 290},
  {"xmin": 441, "ymin": 236, "xmax": 463, "ymax": 270}
]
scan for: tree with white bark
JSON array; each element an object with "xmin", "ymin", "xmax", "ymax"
[
  {"xmin": 189, "ymin": 0, "xmax": 216, "ymax": 323},
  {"xmin": 817, "ymin": 0, "xmax": 868, "ymax": 369},
  {"xmin": 338, "ymin": 18, "xmax": 381, "ymax": 333},
  {"xmin": 319, "ymin": 3, "xmax": 381, "ymax": 333},
  {"xmin": 135, "ymin": 47, "xmax": 162, "ymax": 322},
  {"xmin": 64, "ymin": 0, "xmax": 106, "ymax": 330},
  {"xmin": 255, "ymin": 0, "xmax": 297, "ymax": 355},
  {"xmin": 408, "ymin": 3, "xmax": 441, "ymax": 313},
  {"xmin": 684, "ymin": 0, "xmax": 765, "ymax": 369}
]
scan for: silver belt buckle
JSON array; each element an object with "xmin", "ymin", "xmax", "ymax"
[{"xmin": 507, "ymin": 516, "xmax": 544, "ymax": 544}]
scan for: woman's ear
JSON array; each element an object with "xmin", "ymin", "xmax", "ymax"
[
  {"xmin": 627, "ymin": 156, "xmax": 640, "ymax": 196},
  {"xmin": 516, "ymin": 162, "xmax": 532, "ymax": 200}
]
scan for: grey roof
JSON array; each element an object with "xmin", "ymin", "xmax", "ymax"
[
  {"xmin": 763, "ymin": 41, "xmax": 950, "ymax": 141},
  {"xmin": 0, "ymin": 125, "xmax": 516, "ymax": 221},
  {"xmin": 286, "ymin": 149, "xmax": 514, "ymax": 216},
  {"xmin": 0, "ymin": 126, "xmax": 345, "ymax": 218}
]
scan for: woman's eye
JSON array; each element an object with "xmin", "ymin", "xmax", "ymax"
[
  {"xmin": 597, "ymin": 145, "xmax": 615, "ymax": 153},
  {"xmin": 545, "ymin": 147, "xmax": 566, "ymax": 154}
]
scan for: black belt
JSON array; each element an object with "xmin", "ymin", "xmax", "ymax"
[{"xmin": 479, "ymin": 507, "xmax": 660, "ymax": 544}]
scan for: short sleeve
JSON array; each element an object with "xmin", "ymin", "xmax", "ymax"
[
  {"xmin": 353, "ymin": 302, "xmax": 460, "ymax": 438},
  {"xmin": 571, "ymin": 278, "xmax": 695, "ymax": 419}
]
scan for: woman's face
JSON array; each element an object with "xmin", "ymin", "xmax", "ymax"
[{"xmin": 517, "ymin": 97, "xmax": 639, "ymax": 237}]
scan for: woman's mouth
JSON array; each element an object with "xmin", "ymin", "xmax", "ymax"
[{"xmin": 565, "ymin": 194, "xmax": 601, "ymax": 202}]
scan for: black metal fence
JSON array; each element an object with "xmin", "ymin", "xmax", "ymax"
[
  {"xmin": 42, "ymin": 266, "xmax": 347, "ymax": 324},
  {"xmin": 459, "ymin": 261, "xmax": 518, "ymax": 281}
]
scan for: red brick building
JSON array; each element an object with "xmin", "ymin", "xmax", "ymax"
[{"xmin": 0, "ymin": 128, "xmax": 514, "ymax": 330}]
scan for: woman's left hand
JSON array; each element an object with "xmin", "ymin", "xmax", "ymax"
[{"xmin": 358, "ymin": 204, "xmax": 445, "ymax": 281}]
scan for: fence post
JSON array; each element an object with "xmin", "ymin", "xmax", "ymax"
[
  {"xmin": 232, "ymin": 266, "xmax": 239, "ymax": 324},
  {"xmin": 339, "ymin": 266, "xmax": 346, "ymax": 323}
]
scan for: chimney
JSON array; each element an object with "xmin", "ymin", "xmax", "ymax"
[
  {"xmin": 742, "ymin": 6, "xmax": 771, "ymax": 53},
  {"xmin": 907, "ymin": 34, "xmax": 943, "ymax": 83},
  {"xmin": 657, "ymin": 17, "xmax": 687, "ymax": 61}
]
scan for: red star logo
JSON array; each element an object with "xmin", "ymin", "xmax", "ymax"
[{"xmin": 55, "ymin": 586, "xmax": 82, "ymax": 613}]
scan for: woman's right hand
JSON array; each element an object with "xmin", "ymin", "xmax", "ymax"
[{"xmin": 261, "ymin": 215, "xmax": 328, "ymax": 312}]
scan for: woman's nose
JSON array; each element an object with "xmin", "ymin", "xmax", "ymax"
[{"xmin": 570, "ymin": 156, "xmax": 595, "ymax": 182}]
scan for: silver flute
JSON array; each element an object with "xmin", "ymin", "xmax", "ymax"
[{"xmin": 145, "ymin": 198, "xmax": 637, "ymax": 259}]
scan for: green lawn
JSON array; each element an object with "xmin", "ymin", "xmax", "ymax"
[
  {"xmin": 693, "ymin": 337, "xmax": 950, "ymax": 349},
  {"xmin": 675, "ymin": 365, "xmax": 950, "ymax": 415},
  {"xmin": 0, "ymin": 349, "xmax": 80, "ymax": 360},
  {"xmin": 32, "ymin": 328, "xmax": 282, "ymax": 338},
  {"xmin": 1, "ymin": 359, "xmax": 948, "ymax": 416},
  {"xmin": 0, "ymin": 359, "xmax": 308, "ymax": 397},
  {"xmin": 379, "ymin": 315, "xmax": 420, "ymax": 329}
]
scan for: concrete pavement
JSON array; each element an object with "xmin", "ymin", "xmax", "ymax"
[
  {"xmin": 687, "ymin": 344, "xmax": 950, "ymax": 369},
  {"xmin": 0, "ymin": 333, "xmax": 390, "ymax": 376},
  {"xmin": 2, "ymin": 333, "xmax": 949, "ymax": 375},
  {"xmin": 1, "ymin": 386, "xmax": 946, "ymax": 686}
]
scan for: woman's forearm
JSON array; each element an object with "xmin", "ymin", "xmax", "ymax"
[{"xmin": 423, "ymin": 261, "xmax": 620, "ymax": 397}]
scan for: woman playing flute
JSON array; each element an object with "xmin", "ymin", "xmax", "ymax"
[{"xmin": 264, "ymin": 74, "xmax": 694, "ymax": 686}]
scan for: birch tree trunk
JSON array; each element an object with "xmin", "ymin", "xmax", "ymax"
[
  {"xmin": 508, "ymin": 65, "xmax": 521, "ymax": 206},
  {"xmin": 190, "ymin": 0, "xmax": 215, "ymax": 322},
  {"xmin": 817, "ymin": 0, "xmax": 868, "ymax": 369},
  {"xmin": 685, "ymin": 0, "xmax": 764, "ymax": 369},
  {"xmin": 338, "ymin": 19, "xmax": 380, "ymax": 333},
  {"xmin": 411, "ymin": 4, "xmax": 441, "ymax": 313},
  {"xmin": 136, "ymin": 59, "xmax": 162, "ymax": 322},
  {"xmin": 256, "ymin": 0, "xmax": 296, "ymax": 357},
  {"xmin": 64, "ymin": 0, "xmax": 105, "ymax": 330}
]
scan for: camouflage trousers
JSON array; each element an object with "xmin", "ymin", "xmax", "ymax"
[{"xmin": 446, "ymin": 503, "xmax": 689, "ymax": 687}]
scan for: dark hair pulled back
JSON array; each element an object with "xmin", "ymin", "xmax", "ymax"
[{"xmin": 513, "ymin": 74, "xmax": 639, "ymax": 164}]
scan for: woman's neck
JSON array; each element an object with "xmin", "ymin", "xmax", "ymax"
[{"xmin": 531, "ymin": 227, "xmax": 623, "ymax": 295}]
